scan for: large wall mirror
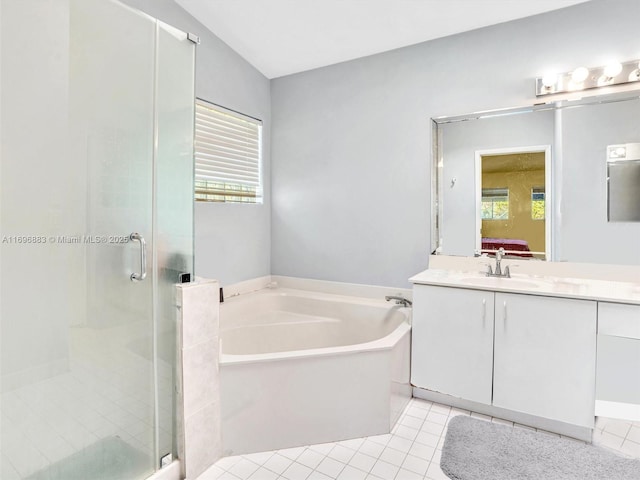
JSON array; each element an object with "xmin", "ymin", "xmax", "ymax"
[{"xmin": 432, "ymin": 91, "xmax": 640, "ymax": 265}]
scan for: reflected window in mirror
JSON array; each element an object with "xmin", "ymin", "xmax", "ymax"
[
  {"xmin": 531, "ymin": 187, "xmax": 545, "ymax": 220},
  {"xmin": 481, "ymin": 188, "xmax": 509, "ymax": 220}
]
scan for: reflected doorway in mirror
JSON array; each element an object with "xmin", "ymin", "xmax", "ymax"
[{"xmin": 474, "ymin": 146, "xmax": 551, "ymax": 260}]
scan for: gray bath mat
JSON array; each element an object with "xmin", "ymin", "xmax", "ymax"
[{"xmin": 441, "ymin": 415, "xmax": 640, "ymax": 480}]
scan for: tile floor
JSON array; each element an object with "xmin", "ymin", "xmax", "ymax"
[
  {"xmin": 0, "ymin": 320, "xmax": 174, "ymax": 479},
  {"xmin": 197, "ymin": 398, "xmax": 640, "ymax": 480}
]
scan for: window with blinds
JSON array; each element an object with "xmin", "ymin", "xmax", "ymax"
[{"xmin": 195, "ymin": 99, "xmax": 263, "ymax": 203}]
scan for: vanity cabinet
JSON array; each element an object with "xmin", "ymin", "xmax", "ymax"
[
  {"xmin": 412, "ymin": 285, "xmax": 494, "ymax": 404},
  {"xmin": 493, "ymin": 293, "xmax": 597, "ymax": 427},
  {"xmin": 412, "ymin": 284, "xmax": 597, "ymax": 428}
]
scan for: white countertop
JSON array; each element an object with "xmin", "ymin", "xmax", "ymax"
[{"xmin": 410, "ymin": 269, "xmax": 640, "ymax": 305}]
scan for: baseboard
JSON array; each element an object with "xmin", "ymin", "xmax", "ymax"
[
  {"xmin": 146, "ymin": 460, "xmax": 181, "ymax": 480},
  {"xmin": 413, "ymin": 387, "xmax": 593, "ymax": 442},
  {"xmin": 596, "ymin": 399, "xmax": 640, "ymax": 421}
]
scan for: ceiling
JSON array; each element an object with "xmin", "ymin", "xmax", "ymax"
[
  {"xmin": 175, "ymin": 0, "xmax": 589, "ymax": 79},
  {"xmin": 482, "ymin": 153, "xmax": 546, "ymax": 174}
]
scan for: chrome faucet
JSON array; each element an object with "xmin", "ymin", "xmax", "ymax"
[
  {"xmin": 486, "ymin": 247, "xmax": 511, "ymax": 278},
  {"xmin": 385, "ymin": 296, "xmax": 412, "ymax": 307}
]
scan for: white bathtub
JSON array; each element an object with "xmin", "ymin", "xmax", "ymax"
[{"xmin": 219, "ymin": 287, "xmax": 412, "ymax": 455}]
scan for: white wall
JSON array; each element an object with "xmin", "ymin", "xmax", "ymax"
[
  {"xmin": 122, "ymin": 0, "xmax": 272, "ymax": 287},
  {"xmin": 271, "ymin": 0, "xmax": 640, "ymax": 288}
]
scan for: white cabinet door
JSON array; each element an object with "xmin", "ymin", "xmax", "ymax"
[
  {"xmin": 412, "ymin": 285, "xmax": 495, "ymax": 404},
  {"xmin": 493, "ymin": 293, "xmax": 597, "ymax": 427}
]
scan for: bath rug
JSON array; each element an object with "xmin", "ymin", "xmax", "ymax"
[{"xmin": 440, "ymin": 415, "xmax": 640, "ymax": 480}]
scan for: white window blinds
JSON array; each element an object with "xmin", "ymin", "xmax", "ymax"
[{"xmin": 195, "ymin": 99, "xmax": 263, "ymax": 203}]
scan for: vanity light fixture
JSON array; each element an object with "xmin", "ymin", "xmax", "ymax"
[
  {"xmin": 571, "ymin": 67, "xmax": 589, "ymax": 83},
  {"xmin": 536, "ymin": 58, "xmax": 640, "ymax": 96},
  {"xmin": 629, "ymin": 61, "xmax": 640, "ymax": 82}
]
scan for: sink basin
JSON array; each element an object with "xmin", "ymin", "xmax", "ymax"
[{"xmin": 460, "ymin": 277, "xmax": 542, "ymax": 290}]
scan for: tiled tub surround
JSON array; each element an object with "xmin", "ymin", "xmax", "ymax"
[
  {"xmin": 177, "ymin": 279, "xmax": 222, "ymax": 480},
  {"xmin": 219, "ymin": 284, "xmax": 412, "ymax": 455}
]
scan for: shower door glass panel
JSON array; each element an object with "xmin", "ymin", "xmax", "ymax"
[
  {"xmin": 1, "ymin": 0, "xmax": 158, "ymax": 478},
  {"xmin": 155, "ymin": 21, "xmax": 196, "ymax": 459}
]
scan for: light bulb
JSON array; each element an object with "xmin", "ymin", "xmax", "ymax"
[
  {"xmin": 603, "ymin": 62, "xmax": 622, "ymax": 78},
  {"xmin": 542, "ymin": 73, "xmax": 558, "ymax": 88},
  {"xmin": 571, "ymin": 67, "xmax": 589, "ymax": 83}
]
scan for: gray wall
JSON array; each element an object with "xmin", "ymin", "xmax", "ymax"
[
  {"xmin": 122, "ymin": 0, "xmax": 271, "ymax": 287},
  {"xmin": 271, "ymin": 0, "xmax": 640, "ymax": 287}
]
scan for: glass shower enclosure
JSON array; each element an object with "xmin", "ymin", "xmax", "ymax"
[{"xmin": 0, "ymin": 0, "xmax": 195, "ymax": 478}]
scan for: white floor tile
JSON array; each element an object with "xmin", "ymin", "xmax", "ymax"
[
  {"xmin": 309, "ymin": 442, "xmax": 336, "ymax": 455},
  {"xmin": 470, "ymin": 412, "xmax": 491, "ymax": 421},
  {"xmin": 366, "ymin": 433, "xmax": 392, "ymax": 446},
  {"xmin": 626, "ymin": 425, "xmax": 640, "ymax": 444},
  {"xmin": 405, "ymin": 406, "xmax": 429, "ymax": 420},
  {"xmin": 408, "ymin": 441, "xmax": 436, "ymax": 460},
  {"xmin": 399, "ymin": 415, "xmax": 424, "ymax": 430},
  {"xmin": 430, "ymin": 403, "xmax": 452, "ymax": 416},
  {"xmin": 242, "ymin": 451, "xmax": 275, "ymax": 466},
  {"xmin": 593, "ymin": 430, "xmax": 625, "ymax": 450},
  {"xmin": 337, "ymin": 437, "xmax": 365, "ymax": 451},
  {"xmin": 296, "ymin": 449, "xmax": 325, "ymax": 469},
  {"xmin": 394, "ymin": 425, "xmax": 419, "ymax": 441},
  {"xmin": 348, "ymin": 451, "xmax": 377, "ymax": 473},
  {"xmin": 197, "ymin": 465, "xmax": 226, "ymax": 480},
  {"xmin": 410, "ymin": 399, "xmax": 433, "ymax": 410},
  {"xmin": 491, "ymin": 417, "xmax": 513, "ymax": 427},
  {"xmin": 421, "ymin": 421, "xmax": 444, "ymax": 436},
  {"xmin": 620, "ymin": 440, "xmax": 640, "ymax": 458},
  {"xmin": 358, "ymin": 440, "xmax": 385, "ymax": 458},
  {"xmin": 216, "ymin": 455, "xmax": 243, "ymax": 470},
  {"xmin": 369, "ymin": 459, "xmax": 399, "ymax": 479},
  {"xmin": 262, "ymin": 453, "xmax": 294, "ymax": 475},
  {"xmin": 401, "ymin": 454, "xmax": 430, "ymax": 476},
  {"xmin": 395, "ymin": 467, "xmax": 423, "ymax": 480},
  {"xmin": 307, "ymin": 471, "xmax": 333, "ymax": 480},
  {"xmin": 386, "ymin": 435, "xmax": 413, "ymax": 453},
  {"xmin": 514, "ymin": 423, "xmax": 535, "ymax": 431},
  {"xmin": 227, "ymin": 458, "xmax": 260, "ymax": 480},
  {"xmin": 315, "ymin": 456, "xmax": 346, "ymax": 478},
  {"xmin": 379, "ymin": 446, "xmax": 406, "ymax": 467},
  {"xmin": 217, "ymin": 473, "xmax": 242, "ymax": 480},
  {"xmin": 278, "ymin": 446, "xmax": 307, "ymax": 461},
  {"xmin": 426, "ymin": 462, "xmax": 449, "ymax": 480},
  {"xmin": 327, "ymin": 444, "xmax": 356, "ymax": 464},
  {"xmin": 449, "ymin": 407, "xmax": 470, "ymax": 417},
  {"xmin": 603, "ymin": 419, "xmax": 632, "ymax": 439},
  {"xmin": 281, "ymin": 461, "xmax": 313, "ymax": 480},
  {"xmin": 336, "ymin": 465, "xmax": 368, "ymax": 480},
  {"xmin": 415, "ymin": 431, "xmax": 440, "ymax": 448},
  {"xmin": 426, "ymin": 411, "xmax": 448, "ymax": 426},
  {"xmin": 247, "ymin": 467, "xmax": 279, "ymax": 480}
]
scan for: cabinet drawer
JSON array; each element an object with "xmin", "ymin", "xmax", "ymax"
[{"xmin": 598, "ymin": 302, "xmax": 640, "ymax": 340}]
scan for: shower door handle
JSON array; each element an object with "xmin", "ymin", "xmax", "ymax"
[{"xmin": 129, "ymin": 232, "xmax": 147, "ymax": 281}]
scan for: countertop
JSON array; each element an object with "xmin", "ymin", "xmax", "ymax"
[{"xmin": 410, "ymin": 269, "xmax": 640, "ymax": 305}]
